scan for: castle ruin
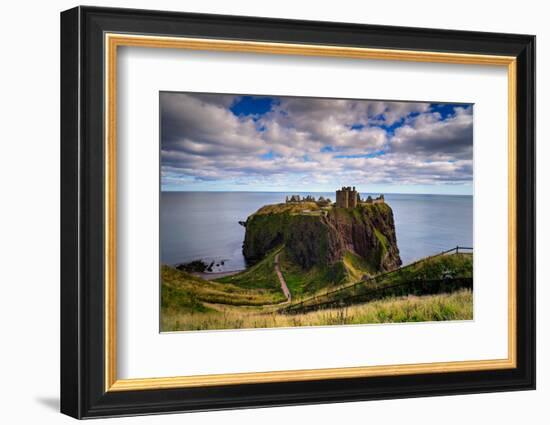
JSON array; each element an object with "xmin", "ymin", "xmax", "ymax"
[
  {"xmin": 285, "ymin": 187, "xmax": 385, "ymax": 209},
  {"xmin": 286, "ymin": 194, "xmax": 332, "ymax": 206},
  {"xmin": 335, "ymin": 186, "xmax": 358, "ymax": 208},
  {"xmin": 365, "ymin": 194, "xmax": 385, "ymax": 204},
  {"xmin": 336, "ymin": 187, "xmax": 385, "ymax": 208}
]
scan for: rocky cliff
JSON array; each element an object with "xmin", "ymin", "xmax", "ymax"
[{"xmin": 243, "ymin": 202, "xmax": 402, "ymax": 274}]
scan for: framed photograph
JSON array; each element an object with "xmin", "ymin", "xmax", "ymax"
[{"xmin": 60, "ymin": 6, "xmax": 535, "ymax": 419}]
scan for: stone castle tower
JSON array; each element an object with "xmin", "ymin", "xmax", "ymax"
[{"xmin": 336, "ymin": 186, "xmax": 358, "ymax": 208}]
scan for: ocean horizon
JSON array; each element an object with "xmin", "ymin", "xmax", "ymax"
[
  {"xmin": 162, "ymin": 190, "xmax": 473, "ymax": 196},
  {"xmin": 160, "ymin": 191, "xmax": 473, "ymax": 272}
]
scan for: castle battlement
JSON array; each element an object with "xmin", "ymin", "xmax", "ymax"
[
  {"xmin": 336, "ymin": 187, "xmax": 385, "ymax": 208},
  {"xmin": 336, "ymin": 186, "xmax": 358, "ymax": 208}
]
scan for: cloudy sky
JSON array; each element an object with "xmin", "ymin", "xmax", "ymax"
[{"xmin": 160, "ymin": 92, "xmax": 473, "ymax": 195}]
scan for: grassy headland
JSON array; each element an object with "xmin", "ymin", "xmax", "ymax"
[
  {"xmin": 161, "ymin": 198, "xmax": 472, "ymax": 332},
  {"xmin": 161, "ymin": 251, "xmax": 473, "ymax": 332}
]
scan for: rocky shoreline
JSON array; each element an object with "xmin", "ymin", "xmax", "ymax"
[{"xmin": 175, "ymin": 258, "xmax": 229, "ymax": 273}]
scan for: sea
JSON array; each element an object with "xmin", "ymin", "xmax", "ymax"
[{"xmin": 160, "ymin": 192, "xmax": 473, "ymax": 272}]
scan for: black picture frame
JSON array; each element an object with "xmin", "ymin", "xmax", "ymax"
[{"xmin": 61, "ymin": 5, "xmax": 535, "ymax": 419}]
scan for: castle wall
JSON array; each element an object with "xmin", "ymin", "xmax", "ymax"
[
  {"xmin": 337, "ymin": 189, "xmax": 349, "ymax": 208},
  {"xmin": 349, "ymin": 190, "xmax": 357, "ymax": 208},
  {"xmin": 336, "ymin": 187, "xmax": 381, "ymax": 208}
]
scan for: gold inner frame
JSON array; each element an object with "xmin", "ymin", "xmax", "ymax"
[{"xmin": 104, "ymin": 33, "xmax": 517, "ymax": 392}]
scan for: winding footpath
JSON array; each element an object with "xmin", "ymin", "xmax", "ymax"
[{"xmin": 274, "ymin": 252, "xmax": 291, "ymax": 302}]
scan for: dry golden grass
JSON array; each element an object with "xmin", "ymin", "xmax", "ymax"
[{"xmin": 161, "ymin": 289, "xmax": 473, "ymax": 332}]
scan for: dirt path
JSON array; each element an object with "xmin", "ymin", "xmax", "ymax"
[{"xmin": 274, "ymin": 252, "xmax": 291, "ymax": 302}]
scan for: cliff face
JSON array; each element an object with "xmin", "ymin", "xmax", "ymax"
[{"xmin": 243, "ymin": 202, "xmax": 401, "ymax": 274}]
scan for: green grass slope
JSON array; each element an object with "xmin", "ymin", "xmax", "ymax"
[
  {"xmin": 161, "ymin": 265, "xmax": 284, "ymax": 311},
  {"xmin": 283, "ymin": 253, "xmax": 473, "ymax": 312},
  {"xmin": 278, "ymin": 249, "xmax": 347, "ymax": 297},
  {"xmin": 215, "ymin": 248, "xmax": 285, "ymax": 296},
  {"xmin": 219, "ymin": 246, "xmax": 355, "ymax": 299}
]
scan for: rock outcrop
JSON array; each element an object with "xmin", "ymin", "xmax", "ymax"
[{"xmin": 242, "ymin": 202, "xmax": 401, "ymax": 273}]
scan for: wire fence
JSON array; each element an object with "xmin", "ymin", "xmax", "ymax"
[{"xmin": 279, "ymin": 246, "xmax": 473, "ymax": 315}]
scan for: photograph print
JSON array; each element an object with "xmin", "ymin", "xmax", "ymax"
[{"xmin": 160, "ymin": 92, "xmax": 474, "ymax": 332}]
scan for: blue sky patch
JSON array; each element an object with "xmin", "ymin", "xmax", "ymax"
[
  {"xmin": 429, "ymin": 103, "xmax": 470, "ymax": 119},
  {"xmin": 230, "ymin": 96, "xmax": 275, "ymax": 117},
  {"xmin": 260, "ymin": 150, "xmax": 276, "ymax": 160},
  {"xmin": 375, "ymin": 120, "xmax": 403, "ymax": 136}
]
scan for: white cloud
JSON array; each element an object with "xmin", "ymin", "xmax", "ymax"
[
  {"xmin": 160, "ymin": 92, "xmax": 473, "ymax": 189},
  {"xmin": 391, "ymin": 106, "xmax": 473, "ymax": 160}
]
